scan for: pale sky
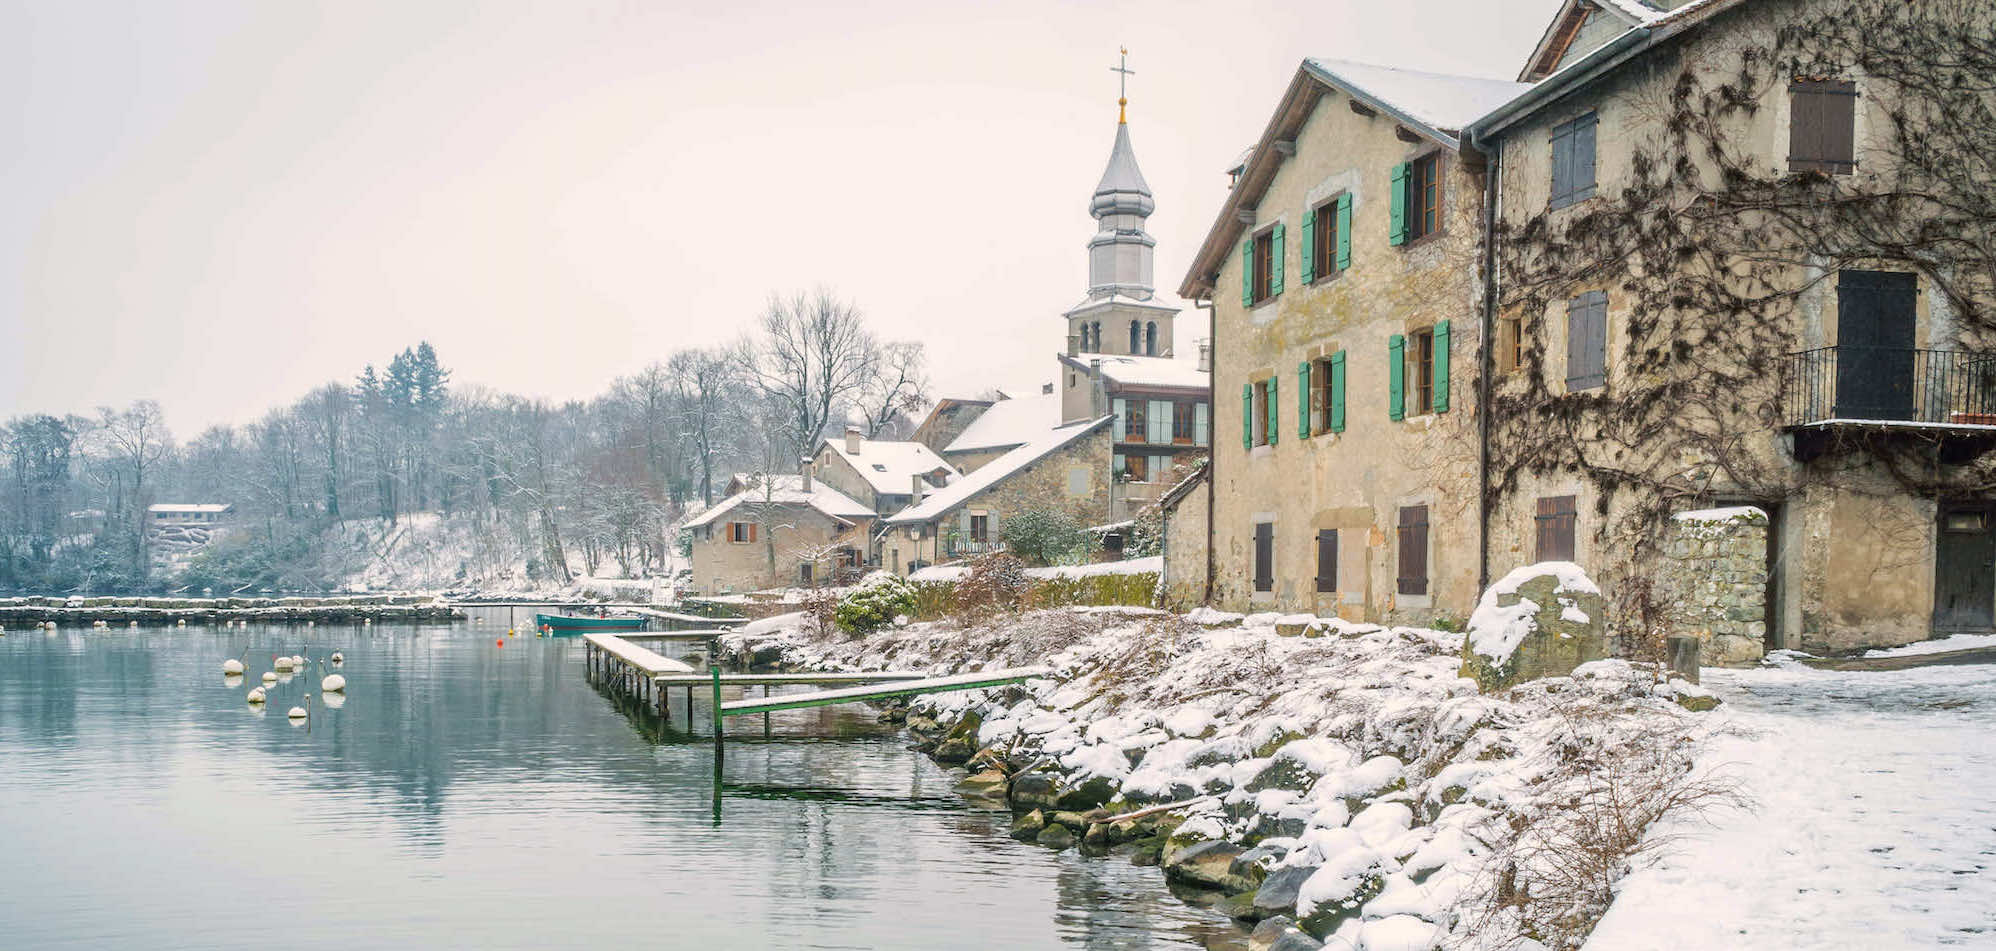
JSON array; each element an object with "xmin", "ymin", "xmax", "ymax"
[{"xmin": 1, "ymin": 0, "xmax": 1556, "ymax": 432}]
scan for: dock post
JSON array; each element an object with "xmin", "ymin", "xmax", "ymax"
[
  {"xmin": 710, "ymin": 665, "xmax": 724, "ymax": 757},
  {"xmin": 763, "ymin": 684, "xmax": 771, "ymax": 739},
  {"xmin": 686, "ymin": 685, "xmax": 693, "ymax": 725}
]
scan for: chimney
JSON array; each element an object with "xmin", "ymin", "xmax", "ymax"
[
  {"xmin": 799, "ymin": 457, "xmax": 814, "ymax": 492},
  {"xmin": 910, "ymin": 474, "xmax": 927, "ymax": 502},
  {"xmin": 1089, "ymin": 358, "xmax": 1107, "ymax": 418},
  {"xmin": 844, "ymin": 425, "xmax": 863, "ymax": 455},
  {"xmin": 1198, "ymin": 338, "xmax": 1212, "ymax": 373}
]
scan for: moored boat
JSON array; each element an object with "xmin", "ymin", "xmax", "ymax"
[{"xmin": 533, "ymin": 613, "xmax": 648, "ymax": 634}]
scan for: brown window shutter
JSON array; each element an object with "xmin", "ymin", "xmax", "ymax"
[
  {"xmin": 1397, "ymin": 505, "xmax": 1429, "ymax": 596},
  {"xmin": 1535, "ymin": 495, "xmax": 1577, "ymax": 562}
]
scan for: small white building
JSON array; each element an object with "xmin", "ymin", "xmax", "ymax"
[{"xmin": 148, "ymin": 503, "xmax": 233, "ymax": 527}]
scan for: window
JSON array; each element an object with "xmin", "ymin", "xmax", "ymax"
[
  {"xmin": 1145, "ymin": 322, "xmax": 1158, "ymax": 356},
  {"xmin": 1242, "ymin": 224, "xmax": 1284, "ymax": 306},
  {"xmin": 1535, "ymin": 495, "xmax": 1578, "ymax": 562},
  {"xmin": 1397, "ymin": 505, "xmax": 1429, "ymax": 597},
  {"xmin": 799, "ymin": 563, "xmax": 814, "ymax": 585},
  {"xmin": 1129, "ymin": 320, "xmax": 1141, "ymax": 353},
  {"xmin": 1499, "ymin": 317, "xmax": 1524, "ymax": 372},
  {"xmin": 1306, "ymin": 194, "xmax": 1350, "ymax": 282},
  {"xmin": 1550, "ymin": 112, "xmax": 1598, "ymax": 209},
  {"xmin": 1566, "ymin": 291, "xmax": 1608, "ymax": 390},
  {"xmin": 1195, "ymin": 402, "xmax": 1210, "ymax": 446},
  {"xmin": 1253, "ymin": 522, "xmax": 1275, "ymax": 593},
  {"xmin": 1147, "ymin": 399, "xmax": 1171, "ymax": 444},
  {"xmin": 727, "ymin": 522, "xmax": 757, "ymax": 543},
  {"xmin": 969, "ymin": 514, "xmax": 989, "ymax": 543},
  {"xmin": 1309, "ymin": 353, "xmax": 1346, "ymax": 434},
  {"xmin": 1411, "ymin": 328, "xmax": 1436, "ymax": 414},
  {"xmin": 1254, "ymin": 380, "xmax": 1271, "ymax": 446},
  {"xmin": 1409, "ymin": 152, "xmax": 1442, "ymax": 241},
  {"xmin": 1789, "ymin": 79, "xmax": 1856, "ymax": 174},
  {"xmin": 1315, "ymin": 529, "xmax": 1339, "ymax": 594},
  {"xmin": 1173, "ymin": 402, "xmax": 1196, "ymax": 444},
  {"xmin": 1124, "ymin": 454, "xmax": 1151, "ymax": 483},
  {"xmin": 1126, "ymin": 399, "xmax": 1148, "ymax": 443}
]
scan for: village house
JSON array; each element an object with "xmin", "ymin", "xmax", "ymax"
[
  {"xmin": 809, "ymin": 425, "xmax": 958, "ymax": 564},
  {"xmin": 682, "ymin": 472, "xmax": 874, "ymax": 593},
  {"xmin": 1170, "ymin": 0, "xmax": 1994, "ymax": 656},
  {"xmin": 1176, "ymin": 58, "xmax": 1528, "ymax": 624},
  {"xmin": 148, "ymin": 503, "xmax": 233, "ymax": 527},
  {"xmin": 1465, "ymin": 0, "xmax": 1996, "ymax": 657},
  {"xmin": 879, "ymin": 417, "xmax": 1114, "ymax": 574}
]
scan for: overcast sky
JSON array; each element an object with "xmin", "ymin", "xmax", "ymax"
[{"xmin": 1, "ymin": 0, "xmax": 1556, "ymax": 433}]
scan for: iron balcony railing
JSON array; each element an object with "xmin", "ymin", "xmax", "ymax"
[
  {"xmin": 1784, "ymin": 347, "xmax": 1996, "ymax": 427},
  {"xmin": 944, "ymin": 539, "xmax": 1006, "ymax": 558}
]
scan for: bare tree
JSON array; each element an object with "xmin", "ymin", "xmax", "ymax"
[
  {"xmin": 855, "ymin": 340, "xmax": 931, "ymax": 438},
  {"xmin": 745, "ymin": 288, "xmax": 880, "ymax": 459},
  {"xmin": 668, "ymin": 347, "xmax": 742, "ymax": 505},
  {"xmin": 95, "ymin": 400, "xmax": 174, "ymax": 575}
]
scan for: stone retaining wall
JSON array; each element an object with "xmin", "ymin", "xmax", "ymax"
[{"xmin": 1659, "ymin": 508, "xmax": 1769, "ymax": 667}]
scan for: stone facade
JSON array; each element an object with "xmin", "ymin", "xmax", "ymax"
[
  {"xmin": 1178, "ymin": 68, "xmax": 1491, "ymax": 625},
  {"xmin": 687, "ymin": 506, "xmax": 872, "ymax": 595},
  {"xmin": 1658, "ymin": 508, "xmax": 1769, "ymax": 667},
  {"xmin": 881, "ymin": 424, "xmax": 1114, "ymax": 573},
  {"xmin": 912, "ymin": 399, "xmax": 993, "ymax": 457}
]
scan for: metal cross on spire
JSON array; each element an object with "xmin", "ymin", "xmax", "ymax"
[{"xmin": 1111, "ymin": 46, "xmax": 1133, "ymax": 123}]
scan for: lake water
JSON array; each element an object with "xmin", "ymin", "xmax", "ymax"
[{"xmin": 0, "ymin": 612, "xmax": 1245, "ymax": 950}]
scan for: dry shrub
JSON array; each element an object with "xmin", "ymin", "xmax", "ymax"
[
  {"xmin": 1456, "ymin": 701, "xmax": 1749, "ymax": 950},
  {"xmin": 800, "ymin": 585, "xmax": 840, "ymax": 640},
  {"xmin": 952, "ymin": 553, "xmax": 1032, "ymax": 622}
]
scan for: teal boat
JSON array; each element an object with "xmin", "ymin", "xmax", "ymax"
[{"xmin": 534, "ymin": 613, "xmax": 648, "ymax": 634}]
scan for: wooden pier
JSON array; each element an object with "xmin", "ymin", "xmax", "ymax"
[{"xmin": 582, "ymin": 632, "xmax": 696, "ymax": 717}]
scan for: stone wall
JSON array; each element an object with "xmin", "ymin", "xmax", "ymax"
[
  {"xmin": 1160, "ymin": 472, "xmax": 1210, "ymax": 610},
  {"xmin": 1658, "ymin": 507, "xmax": 1768, "ymax": 667},
  {"xmin": 689, "ymin": 507, "xmax": 871, "ymax": 594}
]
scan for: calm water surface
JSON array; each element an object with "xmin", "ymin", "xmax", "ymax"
[{"xmin": 0, "ymin": 612, "xmax": 1244, "ymax": 950}]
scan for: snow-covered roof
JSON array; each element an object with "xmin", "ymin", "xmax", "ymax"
[
  {"xmin": 1065, "ymin": 354, "xmax": 1210, "ymax": 391},
  {"xmin": 1302, "ymin": 59, "xmax": 1536, "ymax": 137},
  {"xmin": 821, "ymin": 436, "xmax": 959, "ymax": 496},
  {"xmin": 1064, "ymin": 290, "xmax": 1183, "ymax": 317},
  {"xmin": 149, "ymin": 503, "xmax": 232, "ymax": 514},
  {"xmin": 682, "ymin": 476, "xmax": 875, "ymax": 530},
  {"xmin": 944, "ymin": 391, "xmax": 1066, "ymax": 454},
  {"xmin": 889, "ymin": 416, "xmax": 1113, "ymax": 525}
]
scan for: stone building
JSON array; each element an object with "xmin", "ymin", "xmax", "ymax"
[
  {"xmin": 1176, "ymin": 59, "xmax": 1528, "ymax": 624},
  {"xmin": 1465, "ymin": 0, "xmax": 1996, "ymax": 655},
  {"xmin": 1156, "ymin": 465, "xmax": 1210, "ymax": 611},
  {"xmin": 879, "ymin": 418, "xmax": 1114, "ymax": 574},
  {"xmin": 683, "ymin": 473, "xmax": 874, "ymax": 594},
  {"xmin": 1171, "ymin": 0, "xmax": 1995, "ymax": 655}
]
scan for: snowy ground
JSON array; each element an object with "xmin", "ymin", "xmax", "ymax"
[{"xmin": 1585, "ymin": 658, "xmax": 1996, "ymax": 950}]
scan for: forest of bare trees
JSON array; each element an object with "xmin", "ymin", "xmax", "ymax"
[{"xmin": 0, "ymin": 289, "xmax": 928, "ymax": 593}]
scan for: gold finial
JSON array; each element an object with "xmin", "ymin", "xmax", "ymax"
[{"xmin": 1111, "ymin": 47, "xmax": 1134, "ymax": 124}]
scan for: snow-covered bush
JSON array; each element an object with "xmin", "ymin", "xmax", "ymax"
[
  {"xmin": 833, "ymin": 572, "xmax": 918, "ymax": 635},
  {"xmin": 999, "ymin": 509, "xmax": 1091, "ymax": 566}
]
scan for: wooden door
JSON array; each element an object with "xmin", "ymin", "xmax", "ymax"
[
  {"xmin": 1934, "ymin": 504, "xmax": 1996, "ymax": 632},
  {"xmin": 1834, "ymin": 270, "xmax": 1918, "ymax": 420}
]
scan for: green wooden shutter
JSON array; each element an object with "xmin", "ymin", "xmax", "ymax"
[
  {"xmin": 1329, "ymin": 350, "xmax": 1347, "ymax": 433},
  {"xmin": 1388, "ymin": 334, "xmax": 1406, "ymax": 421},
  {"xmin": 1270, "ymin": 223, "xmax": 1286, "ymax": 296},
  {"xmin": 1297, "ymin": 361, "xmax": 1312, "ymax": 438},
  {"xmin": 1300, "ymin": 209, "xmax": 1316, "ymax": 285},
  {"xmin": 1336, "ymin": 193, "xmax": 1353, "ymax": 270},
  {"xmin": 1242, "ymin": 384, "xmax": 1253, "ymax": 449},
  {"xmin": 1112, "ymin": 397, "xmax": 1127, "ymax": 439},
  {"xmin": 1432, "ymin": 320, "xmax": 1451, "ymax": 413},
  {"xmin": 1240, "ymin": 239, "xmax": 1254, "ymax": 308},
  {"xmin": 1388, "ymin": 163, "xmax": 1410, "ymax": 246},
  {"xmin": 1267, "ymin": 375, "xmax": 1279, "ymax": 446}
]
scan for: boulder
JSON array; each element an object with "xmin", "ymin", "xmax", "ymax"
[
  {"xmin": 1251, "ymin": 864, "xmax": 1316, "ymax": 919},
  {"xmin": 1036, "ymin": 823, "xmax": 1076, "ymax": 850},
  {"xmin": 1461, "ymin": 563, "xmax": 1608, "ymax": 692},
  {"xmin": 1055, "ymin": 775, "xmax": 1118, "ymax": 811},
  {"xmin": 956, "ymin": 769, "xmax": 1009, "ymax": 800},
  {"xmin": 1009, "ymin": 809, "xmax": 1046, "ymax": 842},
  {"xmin": 930, "ymin": 711, "xmax": 984, "ymax": 764},
  {"xmin": 1249, "ymin": 916, "xmax": 1325, "ymax": 951},
  {"xmin": 1164, "ymin": 840, "xmax": 1257, "ymax": 892},
  {"xmin": 1009, "ymin": 772, "xmax": 1062, "ymax": 812}
]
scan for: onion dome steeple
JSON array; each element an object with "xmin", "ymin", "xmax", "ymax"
[{"xmin": 1086, "ymin": 48, "xmax": 1157, "ymax": 300}]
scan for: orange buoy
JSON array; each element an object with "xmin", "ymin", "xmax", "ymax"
[{"xmin": 495, "ymin": 639, "xmax": 505, "ymax": 647}]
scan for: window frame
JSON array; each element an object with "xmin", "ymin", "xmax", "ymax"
[
  {"xmin": 1251, "ymin": 229, "xmax": 1276, "ymax": 304},
  {"xmin": 1499, "ymin": 316, "xmax": 1524, "ymax": 373},
  {"xmin": 1410, "ymin": 328, "xmax": 1436, "ymax": 415},
  {"xmin": 727, "ymin": 521, "xmax": 756, "ymax": 544},
  {"xmin": 1125, "ymin": 399, "xmax": 1148, "ymax": 444},
  {"xmin": 1172, "ymin": 402, "xmax": 1196, "ymax": 444},
  {"xmin": 1407, "ymin": 152, "xmax": 1444, "ymax": 242},
  {"xmin": 1124, "ymin": 453, "xmax": 1151, "ymax": 483},
  {"xmin": 969, "ymin": 514, "xmax": 989, "ymax": 543},
  {"xmin": 1252, "ymin": 379, "xmax": 1272, "ymax": 447},
  {"xmin": 1310, "ymin": 195, "xmax": 1343, "ymax": 282}
]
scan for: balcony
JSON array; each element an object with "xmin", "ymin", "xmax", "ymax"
[
  {"xmin": 943, "ymin": 539, "xmax": 1006, "ymax": 559},
  {"xmin": 1784, "ymin": 346, "xmax": 1996, "ymax": 460}
]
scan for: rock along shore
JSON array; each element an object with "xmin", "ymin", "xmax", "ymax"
[{"xmin": 716, "ymin": 605, "xmax": 1720, "ymax": 951}]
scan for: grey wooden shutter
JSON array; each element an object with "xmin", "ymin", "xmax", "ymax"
[
  {"xmin": 1566, "ymin": 291, "xmax": 1607, "ymax": 390},
  {"xmin": 1253, "ymin": 522, "xmax": 1274, "ymax": 592},
  {"xmin": 1315, "ymin": 528, "xmax": 1338, "ymax": 593},
  {"xmin": 1573, "ymin": 114, "xmax": 1597, "ymax": 201},
  {"xmin": 1789, "ymin": 80, "xmax": 1856, "ymax": 173}
]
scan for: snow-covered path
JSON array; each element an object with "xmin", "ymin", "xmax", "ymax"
[{"xmin": 1585, "ymin": 660, "xmax": 1996, "ymax": 949}]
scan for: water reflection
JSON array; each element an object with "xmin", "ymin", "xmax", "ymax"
[{"xmin": 0, "ymin": 613, "xmax": 1244, "ymax": 950}]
